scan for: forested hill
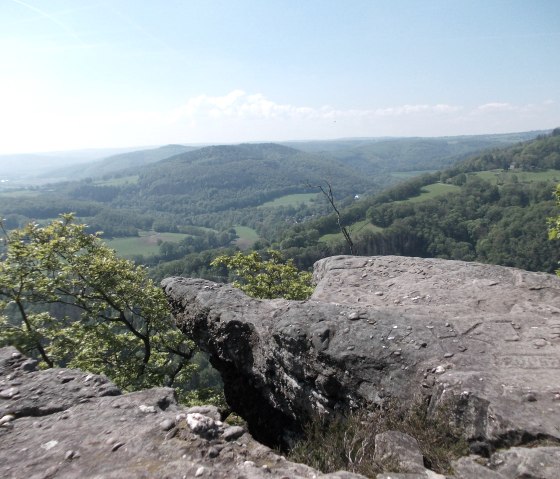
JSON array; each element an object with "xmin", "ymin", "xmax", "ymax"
[
  {"xmin": 451, "ymin": 130, "xmax": 560, "ymax": 172},
  {"xmin": 282, "ymin": 130, "xmax": 548, "ymax": 174},
  {"xmin": 130, "ymin": 143, "xmax": 383, "ymax": 215},
  {"xmin": 278, "ymin": 129, "xmax": 560, "ymax": 274}
]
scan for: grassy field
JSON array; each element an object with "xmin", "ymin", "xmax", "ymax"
[
  {"xmin": 390, "ymin": 170, "xmax": 437, "ymax": 179},
  {"xmin": 0, "ymin": 189, "xmax": 42, "ymax": 198},
  {"xmin": 320, "ymin": 219, "xmax": 384, "ymax": 244},
  {"xmin": 233, "ymin": 226, "xmax": 259, "ymax": 250},
  {"xmin": 395, "ymin": 183, "xmax": 461, "ymax": 204},
  {"xmin": 106, "ymin": 231, "xmax": 189, "ymax": 257},
  {"xmin": 94, "ymin": 175, "xmax": 139, "ymax": 186},
  {"xmin": 259, "ymin": 193, "xmax": 317, "ymax": 208},
  {"xmin": 473, "ymin": 169, "xmax": 560, "ymax": 184}
]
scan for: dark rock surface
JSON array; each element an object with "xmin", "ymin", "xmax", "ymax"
[
  {"xmin": 163, "ymin": 255, "xmax": 560, "ymax": 477},
  {"xmin": 0, "ymin": 346, "xmax": 365, "ymax": 479}
]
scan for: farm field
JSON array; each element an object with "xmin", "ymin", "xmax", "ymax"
[
  {"xmin": 233, "ymin": 226, "xmax": 259, "ymax": 250},
  {"xmin": 0, "ymin": 188, "xmax": 42, "ymax": 198},
  {"xmin": 396, "ymin": 183, "xmax": 461, "ymax": 204},
  {"xmin": 320, "ymin": 219, "xmax": 384, "ymax": 244},
  {"xmin": 259, "ymin": 193, "xmax": 317, "ymax": 208},
  {"xmin": 106, "ymin": 231, "xmax": 189, "ymax": 257},
  {"xmin": 472, "ymin": 169, "xmax": 560, "ymax": 184}
]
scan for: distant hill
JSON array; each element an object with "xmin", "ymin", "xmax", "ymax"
[
  {"xmin": 283, "ymin": 131, "xmax": 549, "ymax": 175},
  {"xmin": 129, "ymin": 142, "xmax": 384, "ymax": 215},
  {"xmin": 0, "ymin": 148, "xmax": 137, "ymax": 179},
  {"xmin": 3, "ymin": 133, "xmax": 560, "ymax": 276},
  {"xmin": 45, "ymin": 144, "xmax": 199, "ymax": 181}
]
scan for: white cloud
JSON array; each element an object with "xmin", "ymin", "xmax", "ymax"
[
  {"xmin": 171, "ymin": 91, "xmax": 462, "ymax": 122},
  {"xmin": 374, "ymin": 103, "xmax": 462, "ymax": 116},
  {"xmin": 0, "ymin": 89, "xmax": 557, "ymax": 154},
  {"xmin": 476, "ymin": 102, "xmax": 515, "ymax": 112}
]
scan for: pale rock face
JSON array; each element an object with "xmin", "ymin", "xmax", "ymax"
[{"xmin": 163, "ymin": 254, "xmax": 560, "ymax": 478}]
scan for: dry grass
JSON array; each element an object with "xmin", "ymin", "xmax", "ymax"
[{"xmin": 288, "ymin": 396, "xmax": 468, "ymax": 477}]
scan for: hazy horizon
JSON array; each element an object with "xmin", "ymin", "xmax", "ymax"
[
  {"xmin": 1, "ymin": 1, "xmax": 559, "ymax": 155},
  {"xmin": 0, "ymin": 127, "xmax": 553, "ymax": 159}
]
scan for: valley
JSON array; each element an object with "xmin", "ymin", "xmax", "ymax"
[{"xmin": 1, "ymin": 130, "xmax": 558, "ymax": 281}]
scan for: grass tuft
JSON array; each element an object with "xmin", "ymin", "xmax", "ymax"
[{"xmin": 288, "ymin": 396, "xmax": 468, "ymax": 477}]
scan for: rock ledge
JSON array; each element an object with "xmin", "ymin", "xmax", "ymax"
[{"xmin": 0, "ymin": 346, "xmax": 363, "ymax": 479}]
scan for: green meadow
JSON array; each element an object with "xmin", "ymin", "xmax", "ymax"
[
  {"xmin": 106, "ymin": 231, "xmax": 189, "ymax": 257},
  {"xmin": 472, "ymin": 169, "xmax": 560, "ymax": 184},
  {"xmin": 259, "ymin": 193, "xmax": 317, "ymax": 208},
  {"xmin": 320, "ymin": 219, "xmax": 384, "ymax": 244},
  {"xmin": 233, "ymin": 226, "xmax": 260, "ymax": 250}
]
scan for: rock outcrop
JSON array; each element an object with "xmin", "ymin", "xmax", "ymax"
[
  {"xmin": 163, "ymin": 255, "xmax": 560, "ymax": 477},
  {"xmin": 0, "ymin": 346, "xmax": 364, "ymax": 479}
]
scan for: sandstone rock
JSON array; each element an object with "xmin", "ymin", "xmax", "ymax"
[
  {"xmin": 376, "ymin": 473, "xmax": 446, "ymax": 479},
  {"xmin": 0, "ymin": 346, "xmax": 366, "ymax": 478},
  {"xmin": 163, "ymin": 255, "xmax": 560, "ymax": 475},
  {"xmin": 452, "ymin": 446, "xmax": 560, "ymax": 479},
  {"xmin": 0, "ymin": 345, "xmax": 120, "ymax": 420}
]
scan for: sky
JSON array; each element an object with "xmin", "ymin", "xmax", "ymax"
[{"xmin": 0, "ymin": 0, "xmax": 559, "ymax": 154}]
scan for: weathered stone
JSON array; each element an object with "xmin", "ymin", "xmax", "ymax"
[
  {"xmin": 376, "ymin": 473, "xmax": 445, "ymax": 479},
  {"xmin": 222, "ymin": 425, "xmax": 245, "ymax": 441},
  {"xmin": 159, "ymin": 418, "xmax": 175, "ymax": 431},
  {"xmin": 0, "ymin": 346, "xmax": 366, "ymax": 478},
  {"xmin": 0, "ymin": 346, "xmax": 120, "ymax": 420},
  {"xmin": 374, "ymin": 430, "xmax": 425, "ymax": 473},
  {"xmin": 452, "ymin": 446, "xmax": 560, "ymax": 478}
]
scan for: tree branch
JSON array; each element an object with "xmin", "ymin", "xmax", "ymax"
[{"xmin": 307, "ymin": 180, "xmax": 355, "ymax": 255}]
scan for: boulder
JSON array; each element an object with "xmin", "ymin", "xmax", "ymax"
[
  {"xmin": 373, "ymin": 431, "xmax": 425, "ymax": 473},
  {"xmin": 163, "ymin": 255, "xmax": 560, "ymax": 475},
  {"xmin": 0, "ymin": 346, "xmax": 365, "ymax": 479}
]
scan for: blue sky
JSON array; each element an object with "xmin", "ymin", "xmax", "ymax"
[{"xmin": 1, "ymin": 0, "xmax": 559, "ymax": 154}]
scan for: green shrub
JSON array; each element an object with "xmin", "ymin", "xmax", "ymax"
[{"xmin": 211, "ymin": 249, "xmax": 313, "ymax": 300}]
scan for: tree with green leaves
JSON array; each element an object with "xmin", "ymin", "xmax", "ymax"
[
  {"xmin": 548, "ymin": 184, "xmax": 560, "ymax": 277},
  {"xmin": 0, "ymin": 214, "xmax": 195, "ymax": 395},
  {"xmin": 211, "ymin": 250, "xmax": 313, "ymax": 300}
]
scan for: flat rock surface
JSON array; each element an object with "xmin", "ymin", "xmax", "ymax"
[
  {"xmin": 163, "ymin": 255, "xmax": 560, "ymax": 473},
  {"xmin": 0, "ymin": 346, "xmax": 365, "ymax": 479},
  {"xmin": 312, "ymin": 255, "xmax": 560, "ymax": 444}
]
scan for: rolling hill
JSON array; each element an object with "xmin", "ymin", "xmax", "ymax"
[
  {"xmin": 282, "ymin": 130, "xmax": 548, "ymax": 175},
  {"xmin": 125, "ymin": 142, "xmax": 385, "ymax": 215}
]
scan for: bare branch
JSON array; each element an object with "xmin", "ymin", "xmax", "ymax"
[{"xmin": 307, "ymin": 180, "xmax": 355, "ymax": 255}]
